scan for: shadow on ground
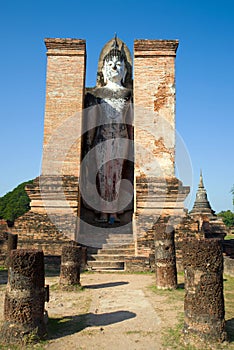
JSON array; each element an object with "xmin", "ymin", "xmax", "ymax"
[
  {"xmin": 226, "ymin": 318, "xmax": 234, "ymax": 342},
  {"xmin": 84, "ymin": 281, "xmax": 129, "ymax": 289},
  {"xmin": 0, "ymin": 270, "xmax": 8, "ymax": 285},
  {"xmin": 47, "ymin": 310, "xmax": 136, "ymax": 340}
]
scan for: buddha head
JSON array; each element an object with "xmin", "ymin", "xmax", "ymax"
[
  {"xmin": 102, "ymin": 39, "xmax": 127, "ymax": 86},
  {"xmin": 97, "ymin": 36, "xmax": 132, "ymax": 88}
]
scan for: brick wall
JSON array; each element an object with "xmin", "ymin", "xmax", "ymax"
[
  {"xmin": 42, "ymin": 38, "xmax": 86, "ymax": 178},
  {"xmin": 134, "ymin": 40, "xmax": 178, "ymax": 178}
]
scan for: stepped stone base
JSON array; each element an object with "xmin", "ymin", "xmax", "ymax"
[
  {"xmin": 11, "ymin": 176, "xmax": 191, "ymax": 271},
  {"xmin": 25, "ymin": 175, "xmax": 79, "ymax": 215},
  {"xmin": 134, "ymin": 176, "xmax": 190, "ymax": 256},
  {"xmin": 12, "ymin": 175, "xmax": 79, "ymax": 255},
  {"xmin": 85, "ymin": 232, "xmax": 135, "ymax": 271},
  {"xmin": 13, "ymin": 212, "xmax": 74, "ymax": 255}
]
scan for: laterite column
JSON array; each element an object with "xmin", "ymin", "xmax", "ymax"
[
  {"xmin": 5, "ymin": 233, "xmax": 18, "ymax": 266},
  {"xmin": 182, "ymin": 239, "xmax": 226, "ymax": 343},
  {"xmin": 155, "ymin": 224, "xmax": 177, "ymax": 289},
  {"xmin": 1, "ymin": 250, "xmax": 47, "ymax": 344},
  {"xmin": 60, "ymin": 245, "xmax": 82, "ymax": 286},
  {"xmin": 7, "ymin": 233, "xmax": 18, "ymax": 251}
]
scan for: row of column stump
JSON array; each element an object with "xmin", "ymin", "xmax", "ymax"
[
  {"xmin": 0, "ymin": 238, "xmax": 84, "ymax": 345},
  {"xmin": 155, "ymin": 225, "xmax": 227, "ymax": 344},
  {"xmin": 0, "ymin": 231, "xmax": 229, "ymax": 346}
]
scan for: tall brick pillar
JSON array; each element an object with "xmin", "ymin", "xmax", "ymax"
[
  {"xmin": 133, "ymin": 40, "xmax": 189, "ymax": 255},
  {"xmin": 42, "ymin": 38, "xmax": 86, "ymax": 177},
  {"xmin": 14, "ymin": 39, "xmax": 86, "ymax": 246},
  {"xmin": 134, "ymin": 40, "xmax": 178, "ymax": 177}
]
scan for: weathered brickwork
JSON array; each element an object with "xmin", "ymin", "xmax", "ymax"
[
  {"xmin": 182, "ymin": 239, "xmax": 226, "ymax": 344},
  {"xmin": 42, "ymin": 38, "xmax": 86, "ymax": 178},
  {"xmin": 0, "ymin": 220, "xmax": 9, "ymax": 233},
  {"xmin": 134, "ymin": 40, "xmax": 178, "ymax": 178},
  {"xmin": 13, "ymin": 40, "xmax": 86, "ymax": 248},
  {"xmin": 13, "ymin": 37, "xmax": 190, "ymax": 271},
  {"xmin": 132, "ymin": 40, "xmax": 189, "ymax": 254},
  {"xmin": 1, "ymin": 250, "xmax": 47, "ymax": 344},
  {"xmin": 13, "ymin": 212, "xmax": 72, "ymax": 255},
  {"xmin": 155, "ymin": 224, "xmax": 177, "ymax": 290},
  {"xmin": 60, "ymin": 245, "xmax": 82, "ymax": 286},
  {"xmin": 0, "ymin": 232, "xmax": 10, "ymax": 265},
  {"xmin": 134, "ymin": 177, "xmax": 189, "ymax": 257},
  {"xmin": 26, "ymin": 175, "xmax": 79, "ymax": 215}
]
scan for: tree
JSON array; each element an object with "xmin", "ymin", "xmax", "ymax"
[
  {"xmin": 0, "ymin": 180, "xmax": 33, "ymax": 223},
  {"xmin": 231, "ymin": 185, "xmax": 234, "ymax": 206},
  {"xmin": 218, "ymin": 210, "xmax": 234, "ymax": 228}
]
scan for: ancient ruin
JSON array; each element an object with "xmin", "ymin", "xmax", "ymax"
[
  {"xmin": 60, "ymin": 244, "xmax": 82, "ymax": 286},
  {"xmin": 0, "ymin": 230, "xmax": 18, "ymax": 266},
  {"xmin": 1, "ymin": 249, "xmax": 47, "ymax": 344},
  {"xmin": 182, "ymin": 239, "xmax": 226, "ymax": 343},
  {"xmin": 189, "ymin": 171, "xmax": 228, "ymax": 239},
  {"xmin": 11, "ymin": 36, "xmax": 192, "ymax": 271},
  {"xmin": 155, "ymin": 221, "xmax": 177, "ymax": 289},
  {"xmin": 0, "ymin": 33, "xmax": 232, "ymax": 349},
  {"xmin": 5, "ymin": 232, "xmax": 18, "ymax": 266}
]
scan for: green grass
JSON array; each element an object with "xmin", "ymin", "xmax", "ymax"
[
  {"xmin": 224, "ymin": 275, "xmax": 234, "ymax": 345},
  {"xmin": 162, "ymin": 313, "xmax": 193, "ymax": 350},
  {"xmin": 149, "ymin": 273, "xmax": 185, "ymax": 303},
  {"xmin": 49, "ymin": 282, "xmax": 85, "ymax": 292},
  {"xmin": 159, "ymin": 274, "xmax": 234, "ymax": 349},
  {"xmin": 0, "ymin": 266, "xmax": 7, "ymax": 271},
  {"xmin": 47, "ymin": 314, "xmax": 87, "ymax": 338},
  {"xmin": 224, "ymin": 235, "xmax": 234, "ymax": 240}
]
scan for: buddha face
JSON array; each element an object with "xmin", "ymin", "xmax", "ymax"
[{"xmin": 102, "ymin": 56, "xmax": 126, "ymax": 85}]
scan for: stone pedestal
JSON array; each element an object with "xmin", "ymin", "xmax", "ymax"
[
  {"xmin": 1, "ymin": 250, "xmax": 47, "ymax": 344},
  {"xmin": 13, "ymin": 176, "xmax": 79, "ymax": 254},
  {"xmin": 155, "ymin": 222, "xmax": 177, "ymax": 289},
  {"xmin": 182, "ymin": 239, "xmax": 226, "ymax": 343},
  {"xmin": 134, "ymin": 177, "xmax": 189, "ymax": 256}
]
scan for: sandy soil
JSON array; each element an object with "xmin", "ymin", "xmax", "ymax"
[{"xmin": 0, "ymin": 271, "xmax": 183, "ymax": 350}]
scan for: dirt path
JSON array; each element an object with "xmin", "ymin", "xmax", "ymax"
[{"xmin": 43, "ymin": 273, "xmax": 182, "ymax": 350}]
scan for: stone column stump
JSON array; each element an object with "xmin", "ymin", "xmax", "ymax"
[
  {"xmin": 1, "ymin": 249, "xmax": 47, "ymax": 344},
  {"xmin": 182, "ymin": 238, "xmax": 226, "ymax": 343},
  {"xmin": 5, "ymin": 233, "xmax": 18, "ymax": 266},
  {"xmin": 60, "ymin": 245, "xmax": 82, "ymax": 286},
  {"xmin": 155, "ymin": 224, "xmax": 177, "ymax": 289},
  {"xmin": 81, "ymin": 246, "xmax": 87, "ymax": 271},
  {"xmin": 7, "ymin": 233, "xmax": 18, "ymax": 251}
]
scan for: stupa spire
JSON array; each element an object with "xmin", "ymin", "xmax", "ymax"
[
  {"xmin": 199, "ymin": 169, "xmax": 204, "ymax": 188},
  {"xmin": 190, "ymin": 171, "xmax": 215, "ymax": 217}
]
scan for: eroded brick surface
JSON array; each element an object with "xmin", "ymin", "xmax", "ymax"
[
  {"xmin": 134, "ymin": 40, "xmax": 178, "ymax": 178},
  {"xmin": 155, "ymin": 223, "xmax": 177, "ymax": 289},
  {"xmin": 60, "ymin": 245, "xmax": 82, "ymax": 285},
  {"xmin": 1, "ymin": 250, "xmax": 46, "ymax": 344},
  {"xmin": 182, "ymin": 239, "xmax": 226, "ymax": 343}
]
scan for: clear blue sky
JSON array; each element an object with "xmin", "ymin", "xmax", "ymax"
[{"xmin": 0, "ymin": 0, "xmax": 233, "ymax": 213}]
